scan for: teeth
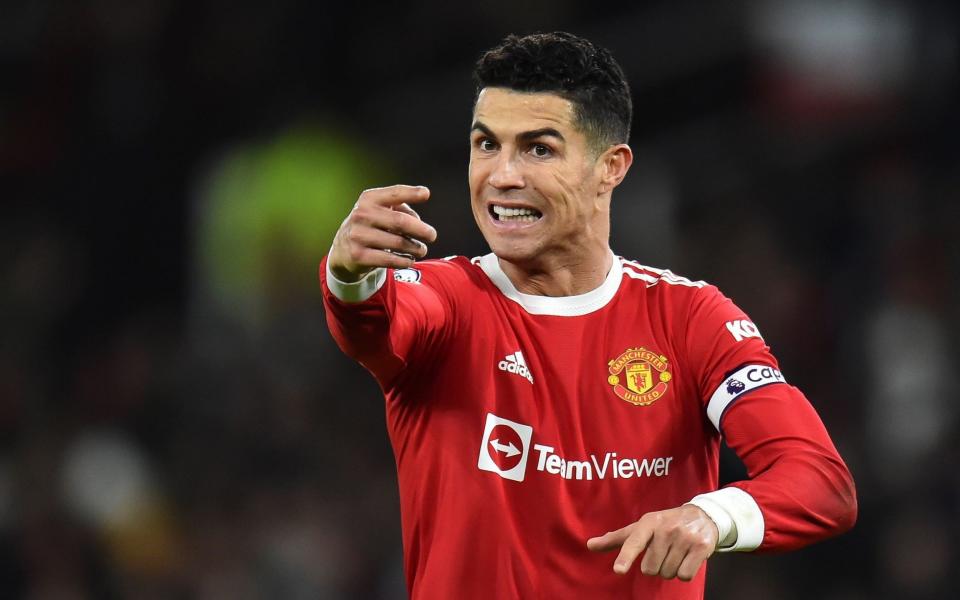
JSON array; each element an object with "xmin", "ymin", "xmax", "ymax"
[
  {"xmin": 493, "ymin": 205, "xmax": 535, "ymax": 216},
  {"xmin": 492, "ymin": 205, "xmax": 541, "ymax": 220}
]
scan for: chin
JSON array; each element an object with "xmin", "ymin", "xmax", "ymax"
[{"xmin": 485, "ymin": 237, "xmax": 540, "ymax": 264}]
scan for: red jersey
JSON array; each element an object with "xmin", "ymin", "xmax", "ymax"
[{"xmin": 321, "ymin": 253, "xmax": 856, "ymax": 600}]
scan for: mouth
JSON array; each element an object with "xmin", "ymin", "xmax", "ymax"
[{"xmin": 488, "ymin": 203, "xmax": 543, "ymax": 224}]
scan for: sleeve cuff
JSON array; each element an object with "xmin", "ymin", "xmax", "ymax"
[
  {"xmin": 326, "ymin": 263, "xmax": 387, "ymax": 303},
  {"xmin": 687, "ymin": 487, "xmax": 764, "ymax": 552}
]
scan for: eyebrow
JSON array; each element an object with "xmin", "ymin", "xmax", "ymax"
[{"xmin": 470, "ymin": 121, "xmax": 566, "ymax": 144}]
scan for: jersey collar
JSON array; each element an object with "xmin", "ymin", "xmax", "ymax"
[{"xmin": 478, "ymin": 252, "xmax": 623, "ymax": 316}]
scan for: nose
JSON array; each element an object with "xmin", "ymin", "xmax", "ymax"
[{"xmin": 488, "ymin": 153, "xmax": 525, "ymax": 190}]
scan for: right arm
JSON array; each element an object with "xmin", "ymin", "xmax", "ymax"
[
  {"xmin": 321, "ymin": 185, "xmax": 446, "ymax": 384},
  {"xmin": 327, "ymin": 185, "xmax": 436, "ymax": 283}
]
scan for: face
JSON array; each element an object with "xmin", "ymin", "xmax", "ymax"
[{"xmin": 469, "ymin": 88, "xmax": 611, "ymax": 267}]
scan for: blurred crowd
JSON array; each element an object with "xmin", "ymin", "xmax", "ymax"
[{"xmin": 2, "ymin": 1, "xmax": 958, "ymax": 598}]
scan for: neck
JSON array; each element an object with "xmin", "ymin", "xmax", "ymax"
[{"xmin": 498, "ymin": 245, "xmax": 613, "ymax": 297}]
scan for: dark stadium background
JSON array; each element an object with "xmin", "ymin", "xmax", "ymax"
[{"xmin": 2, "ymin": 1, "xmax": 958, "ymax": 598}]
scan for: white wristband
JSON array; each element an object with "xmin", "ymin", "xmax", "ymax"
[
  {"xmin": 687, "ymin": 487, "xmax": 764, "ymax": 552},
  {"xmin": 325, "ymin": 263, "xmax": 387, "ymax": 303},
  {"xmin": 686, "ymin": 496, "xmax": 736, "ymax": 549}
]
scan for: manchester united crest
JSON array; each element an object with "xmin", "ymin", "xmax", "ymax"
[{"xmin": 607, "ymin": 347, "xmax": 672, "ymax": 406}]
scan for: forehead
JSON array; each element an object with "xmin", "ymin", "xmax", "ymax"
[{"xmin": 472, "ymin": 88, "xmax": 576, "ymax": 133}]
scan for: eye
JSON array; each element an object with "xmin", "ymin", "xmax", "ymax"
[
  {"xmin": 478, "ymin": 138, "xmax": 498, "ymax": 152},
  {"xmin": 531, "ymin": 143, "xmax": 552, "ymax": 158}
]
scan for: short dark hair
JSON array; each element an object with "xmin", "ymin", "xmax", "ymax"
[{"xmin": 473, "ymin": 32, "xmax": 632, "ymax": 154}]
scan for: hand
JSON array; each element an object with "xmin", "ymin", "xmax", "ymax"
[
  {"xmin": 328, "ymin": 185, "xmax": 438, "ymax": 282},
  {"xmin": 586, "ymin": 504, "xmax": 719, "ymax": 581}
]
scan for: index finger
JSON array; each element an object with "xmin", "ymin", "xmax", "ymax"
[
  {"xmin": 359, "ymin": 185, "xmax": 430, "ymax": 207},
  {"xmin": 587, "ymin": 524, "xmax": 633, "ymax": 552},
  {"xmin": 613, "ymin": 524, "xmax": 654, "ymax": 575}
]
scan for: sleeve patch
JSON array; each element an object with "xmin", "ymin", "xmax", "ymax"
[
  {"xmin": 725, "ymin": 319, "xmax": 763, "ymax": 342},
  {"xmin": 393, "ymin": 268, "xmax": 422, "ymax": 284},
  {"xmin": 706, "ymin": 364, "xmax": 786, "ymax": 431}
]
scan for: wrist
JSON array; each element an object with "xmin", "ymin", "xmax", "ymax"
[
  {"xmin": 330, "ymin": 263, "xmax": 374, "ymax": 283},
  {"xmin": 687, "ymin": 487, "xmax": 764, "ymax": 552},
  {"xmin": 685, "ymin": 497, "xmax": 735, "ymax": 549},
  {"xmin": 325, "ymin": 262, "xmax": 387, "ymax": 303}
]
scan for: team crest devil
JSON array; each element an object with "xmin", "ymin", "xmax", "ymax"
[{"xmin": 607, "ymin": 347, "xmax": 672, "ymax": 406}]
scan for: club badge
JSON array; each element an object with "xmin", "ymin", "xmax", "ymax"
[{"xmin": 607, "ymin": 347, "xmax": 672, "ymax": 406}]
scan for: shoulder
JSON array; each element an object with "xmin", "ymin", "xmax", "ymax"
[
  {"xmin": 618, "ymin": 258, "xmax": 758, "ymax": 338},
  {"xmin": 395, "ymin": 255, "xmax": 488, "ymax": 289},
  {"xmin": 616, "ymin": 257, "xmax": 722, "ymax": 327},
  {"xmin": 408, "ymin": 255, "xmax": 483, "ymax": 276},
  {"xmin": 618, "ymin": 257, "xmax": 709, "ymax": 294}
]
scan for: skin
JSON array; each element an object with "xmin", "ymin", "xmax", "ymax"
[
  {"xmin": 327, "ymin": 87, "xmax": 720, "ymax": 580},
  {"xmin": 467, "ymin": 88, "xmax": 627, "ymax": 295},
  {"xmin": 586, "ymin": 505, "xmax": 720, "ymax": 581}
]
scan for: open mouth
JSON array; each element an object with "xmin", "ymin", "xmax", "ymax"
[{"xmin": 489, "ymin": 204, "xmax": 543, "ymax": 223}]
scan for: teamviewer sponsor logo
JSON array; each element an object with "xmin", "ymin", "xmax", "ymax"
[
  {"xmin": 532, "ymin": 445, "xmax": 673, "ymax": 481},
  {"xmin": 498, "ymin": 351, "xmax": 534, "ymax": 384},
  {"xmin": 478, "ymin": 413, "xmax": 674, "ymax": 483},
  {"xmin": 477, "ymin": 413, "xmax": 533, "ymax": 482}
]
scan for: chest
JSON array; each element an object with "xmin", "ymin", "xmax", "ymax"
[{"xmin": 421, "ymin": 295, "xmax": 708, "ymax": 473}]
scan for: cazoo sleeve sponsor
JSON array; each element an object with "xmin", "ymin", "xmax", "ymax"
[{"xmin": 706, "ymin": 364, "xmax": 787, "ymax": 431}]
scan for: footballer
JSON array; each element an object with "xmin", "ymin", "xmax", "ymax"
[{"xmin": 321, "ymin": 32, "xmax": 856, "ymax": 599}]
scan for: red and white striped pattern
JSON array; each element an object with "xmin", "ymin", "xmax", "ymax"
[{"xmin": 620, "ymin": 258, "xmax": 706, "ymax": 288}]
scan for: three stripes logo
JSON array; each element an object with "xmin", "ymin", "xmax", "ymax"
[{"xmin": 498, "ymin": 351, "xmax": 534, "ymax": 384}]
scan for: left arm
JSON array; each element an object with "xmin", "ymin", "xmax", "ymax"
[
  {"xmin": 588, "ymin": 285, "xmax": 857, "ymax": 579},
  {"xmin": 704, "ymin": 381, "xmax": 857, "ymax": 552}
]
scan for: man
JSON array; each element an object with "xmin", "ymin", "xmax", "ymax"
[{"xmin": 321, "ymin": 32, "xmax": 856, "ymax": 599}]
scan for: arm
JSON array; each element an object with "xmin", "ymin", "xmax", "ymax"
[
  {"xmin": 685, "ymin": 287, "xmax": 857, "ymax": 554},
  {"xmin": 322, "ymin": 185, "xmax": 446, "ymax": 385},
  {"xmin": 705, "ymin": 381, "xmax": 857, "ymax": 552},
  {"xmin": 588, "ymin": 286, "xmax": 856, "ymax": 579},
  {"xmin": 327, "ymin": 184, "xmax": 436, "ymax": 282}
]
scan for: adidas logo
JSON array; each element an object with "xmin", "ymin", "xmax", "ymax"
[{"xmin": 498, "ymin": 351, "xmax": 534, "ymax": 384}]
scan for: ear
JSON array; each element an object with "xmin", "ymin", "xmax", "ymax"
[{"xmin": 597, "ymin": 144, "xmax": 633, "ymax": 194}]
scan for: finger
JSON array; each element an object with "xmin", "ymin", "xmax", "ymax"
[
  {"xmin": 638, "ymin": 531, "xmax": 669, "ymax": 577},
  {"xmin": 393, "ymin": 202, "xmax": 421, "ymax": 220},
  {"xmin": 353, "ymin": 247, "xmax": 416, "ymax": 271},
  {"xmin": 587, "ymin": 524, "xmax": 634, "ymax": 552},
  {"xmin": 360, "ymin": 185, "xmax": 431, "ymax": 208},
  {"xmin": 357, "ymin": 207, "xmax": 437, "ymax": 244},
  {"xmin": 391, "ymin": 204, "xmax": 431, "ymax": 244},
  {"xmin": 387, "ymin": 211, "xmax": 437, "ymax": 244},
  {"xmin": 353, "ymin": 228, "xmax": 428, "ymax": 259},
  {"xmin": 676, "ymin": 545, "xmax": 711, "ymax": 582},
  {"xmin": 612, "ymin": 526, "xmax": 654, "ymax": 575},
  {"xmin": 658, "ymin": 544, "xmax": 688, "ymax": 579}
]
